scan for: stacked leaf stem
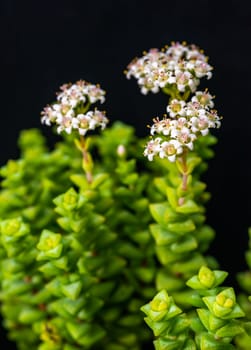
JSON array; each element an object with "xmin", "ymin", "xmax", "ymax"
[
  {"xmin": 0, "ymin": 80, "xmax": 163, "ymax": 350},
  {"xmin": 126, "ymin": 42, "xmax": 222, "ymax": 305},
  {"xmin": 141, "ymin": 266, "xmax": 251, "ymax": 350}
]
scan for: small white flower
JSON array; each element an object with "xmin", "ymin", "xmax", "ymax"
[
  {"xmin": 176, "ymin": 117, "xmax": 188, "ymax": 128},
  {"xmin": 41, "ymin": 80, "xmax": 108, "ymax": 136},
  {"xmin": 117, "ymin": 145, "xmax": 126, "ymax": 157},
  {"xmin": 159, "ymin": 140, "xmax": 183, "ymax": 162},
  {"xmin": 150, "ymin": 117, "xmax": 168, "ymax": 135},
  {"xmin": 207, "ymin": 110, "xmax": 221, "ymax": 129},
  {"xmin": 76, "ymin": 114, "xmax": 91, "ymax": 135},
  {"xmin": 192, "ymin": 90, "xmax": 214, "ymax": 108},
  {"xmin": 165, "ymin": 42, "xmax": 188, "ymax": 60},
  {"xmin": 167, "ymin": 99, "xmax": 186, "ymax": 118},
  {"xmin": 186, "ymin": 101, "xmax": 201, "ymax": 117},
  {"xmin": 143, "ymin": 137, "xmax": 162, "ymax": 161},
  {"xmin": 144, "ymin": 90, "xmax": 221, "ymax": 163},
  {"xmin": 167, "ymin": 154, "xmax": 176, "ymax": 162},
  {"xmin": 57, "ymin": 80, "xmax": 105, "ymax": 106},
  {"xmin": 175, "ymin": 70, "xmax": 198, "ymax": 92},
  {"xmin": 126, "ymin": 42, "xmax": 213, "ymax": 96},
  {"xmin": 88, "ymin": 109, "xmax": 109, "ymax": 130},
  {"xmin": 193, "ymin": 60, "xmax": 213, "ymax": 79},
  {"xmin": 87, "ymin": 84, "xmax": 106, "ymax": 104},
  {"xmin": 141, "ymin": 87, "xmax": 149, "ymax": 95},
  {"xmin": 167, "ymin": 75, "xmax": 176, "ymax": 84},
  {"xmin": 57, "ymin": 116, "xmax": 74, "ymax": 134}
]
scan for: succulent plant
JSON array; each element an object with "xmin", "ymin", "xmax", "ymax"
[{"xmin": 0, "ymin": 42, "xmax": 250, "ymax": 350}]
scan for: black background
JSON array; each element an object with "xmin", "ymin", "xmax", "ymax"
[{"xmin": 1, "ymin": 1, "xmax": 251, "ymax": 348}]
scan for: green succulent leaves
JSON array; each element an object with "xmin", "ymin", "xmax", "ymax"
[
  {"xmin": 37, "ymin": 230, "xmax": 63, "ymax": 261},
  {"xmin": 203, "ymin": 288, "xmax": 244, "ymax": 319},
  {"xmin": 141, "ymin": 290, "xmax": 194, "ymax": 349},
  {"xmin": 142, "ymin": 289, "xmax": 182, "ymax": 323},
  {"xmin": 187, "ymin": 266, "xmax": 228, "ymax": 290},
  {"xmin": 0, "ymin": 217, "xmax": 30, "ymax": 238},
  {"xmin": 0, "ymin": 123, "xmax": 162, "ymax": 350},
  {"xmin": 143, "ymin": 267, "xmax": 248, "ymax": 350},
  {"xmin": 0, "ymin": 44, "xmax": 249, "ymax": 350}
]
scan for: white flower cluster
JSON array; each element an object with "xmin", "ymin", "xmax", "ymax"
[
  {"xmin": 144, "ymin": 91, "xmax": 221, "ymax": 162},
  {"xmin": 41, "ymin": 80, "xmax": 108, "ymax": 135},
  {"xmin": 126, "ymin": 42, "xmax": 213, "ymax": 95}
]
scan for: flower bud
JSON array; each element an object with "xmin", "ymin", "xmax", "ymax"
[
  {"xmin": 117, "ymin": 144, "xmax": 126, "ymax": 157},
  {"xmin": 0, "ymin": 217, "xmax": 29, "ymax": 238},
  {"xmin": 198, "ymin": 266, "xmax": 215, "ymax": 288}
]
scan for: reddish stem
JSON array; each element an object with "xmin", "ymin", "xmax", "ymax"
[
  {"xmin": 180, "ymin": 153, "xmax": 188, "ymax": 191},
  {"xmin": 178, "ymin": 152, "xmax": 188, "ymax": 205},
  {"xmin": 80, "ymin": 136, "xmax": 93, "ymax": 184}
]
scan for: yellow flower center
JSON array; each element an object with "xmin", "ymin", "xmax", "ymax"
[
  {"xmin": 172, "ymin": 103, "xmax": 181, "ymax": 113},
  {"xmin": 166, "ymin": 144, "xmax": 176, "ymax": 155}
]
